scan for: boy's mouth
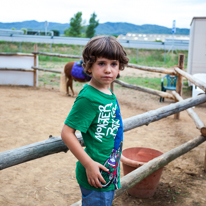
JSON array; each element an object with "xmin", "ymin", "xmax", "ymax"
[{"xmin": 102, "ymin": 76, "xmax": 112, "ymax": 78}]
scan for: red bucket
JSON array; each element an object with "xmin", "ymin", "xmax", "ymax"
[{"xmin": 121, "ymin": 147, "xmax": 163, "ymax": 198}]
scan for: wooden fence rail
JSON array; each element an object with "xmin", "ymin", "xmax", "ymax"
[
  {"xmin": 175, "ymin": 67, "xmax": 206, "ymax": 93},
  {"xmin": 172, "ymin": 91, "xmax": 206, "ymax": 136},
  {"xmin": 0, "ymin": 67, "xmax": 34, "ymax": 72},
  {"xmin": 114, "ymin": 135, "xmax": 206, "ymax": 198},
  {"xmin": 114, "ymin": 79, "xmax": 175, "ymax": 100},
  {"xmin": 29, "ymin": 51, "xmax": 179, "ymax": 103},
  {"xmin": 0, "ymin": 51, "xmax": 182, "ymax": 77},
  {"xmin": 127, "ymin": 63, "xmax": 175, "ymax": 75},
  {"xmin": 32, "ymin": 52, "xmax": 82, "ymax": 59},
  {"xmin": 1, "ymin": 94, "xmax": 206, "ymax": 170},
  {"xmin": 71, "ymin": 134, "xmax": 206, "ymax": 206},
  {"xmin": 0, "ymin": 51, "xmax": 180, "ymax": 101},
  {"xmin": 32, "ymin": 52, "xmax": 176, "ymax": 75},
  {"xmin": 0, "ymin": 52, "xmax": 34, "ymax": 57},
  {"xmin": 32, "ymin": 66, "xmax": 62, "ymax": 74}
]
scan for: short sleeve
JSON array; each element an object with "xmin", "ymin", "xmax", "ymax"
[{"xmin": 64, "ymin": 97, "xmax": 96, "ymax": 133}]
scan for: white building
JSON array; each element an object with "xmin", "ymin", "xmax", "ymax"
[
  {"xmin": 187, "ymin": 17, "xmax": 206, "ymax": 75},
  {"xmin": 118, "ymin": 33, "xmax": 189, "ymax": 42}
]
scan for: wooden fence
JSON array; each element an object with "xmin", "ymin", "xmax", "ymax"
[{"xmin": 0, "ymin": 47, "xmax": 206, "ymax": 205}]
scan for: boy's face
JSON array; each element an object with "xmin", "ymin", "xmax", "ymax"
[{"xmin": 88, "ymin": 57, "xmax": 120, "ymax": 87}]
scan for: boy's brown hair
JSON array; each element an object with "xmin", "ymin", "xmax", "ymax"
[{"xmin": 82, "ymin": 36, "xmax": 129, "ymax": 74}]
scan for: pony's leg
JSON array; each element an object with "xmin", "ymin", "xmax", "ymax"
[
  {"xmin": 68, "ymin": 77, "xmax": 75, "ymax": 96},
  {"xmin": 66, "ymin": 79, "xmax": 70, "ymax": 96},
  {"xmin": 64, "ymin": 61, "xmax": 75, "ymax": 97}
]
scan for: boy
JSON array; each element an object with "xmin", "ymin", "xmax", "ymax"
[{"xmin": 61, "ymin": 36, "xmax": 129, "ymax": 206}]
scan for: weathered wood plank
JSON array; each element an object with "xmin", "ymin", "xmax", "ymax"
[
  {"xmin": 172, "ymin": 91, "xmax": 206, "ymax": 136},
  {"xmin": 203, "ymin": 140, "xmax": 206, "ymax": 173},
  {"xmin": 32, "ymin": 52, "xmax": 82, "ymax": 59},
  {"xmin": 115, "ymin": 135, "xmax": 206, "ymax": 197},
  {"xmin": 114, "ymin": 79, "xmax": 175, "ymax": 100},
  {"xmin": 175, "ymin": 67, "xmax": 206, "ymax": 93},
  {"xmin": 123, "ymin": 94, "xmax": 206, "ymax": 132},
  {"xmin": 0, "ymin": 52, "xmax": 35, "ymax": 57},
  {"xmin": 127, "ymin": 63, "xmax": 175, "ymax": 75},
  {"xmin": 33, "ymin": 44, "xmax": 37, "ymax": 87},
  {"xmin": 174, "ymin": 54, "xmax": 184, "ymax": 119},
  {"xmin": 0, "ymin": 94, "xmax": 206, "ymax": 170},
  {"xmin": 116, "ymin": 135, "xmax": 206, "ymax": 196},
  {"xmin": 0, "ymin": 68, "xmax": 33, "ymax": 72},
  {"xmin": 110, "ymin": 82, "xmax": 114, "ymax": 92},
  {"xmin": 0, "ymin": 133, "xmax": 83, "ymax": 170},
  {"xmin": 32, "ymin": 66, "xmax": 62, "ymax": 74},
  {"xmin": 71, "ymin": 135, "xmax": 206, "ymax": 206}
]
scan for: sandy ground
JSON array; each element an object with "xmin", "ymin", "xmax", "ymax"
[{"xmin": 0, "ymin": 67, "xmax": 206, "ymax": 206}]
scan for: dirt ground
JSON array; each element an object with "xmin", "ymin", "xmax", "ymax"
[{"xmin": 0, "ymin": 67, "xmax": 206, "ymax": 206}]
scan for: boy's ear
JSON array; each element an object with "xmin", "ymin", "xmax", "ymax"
[{"xmin": 88, "ymin": 68, "xmax": 92, "ymax": 74}]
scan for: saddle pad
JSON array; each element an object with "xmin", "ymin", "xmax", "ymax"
[{"xmin": 71, "ymin": 62, "xmax": 85, "ymax": 80}]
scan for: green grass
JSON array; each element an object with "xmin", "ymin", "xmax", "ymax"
[
  {"xmin": 120, "ymin": 76, "xmax": 162, "ymax": 90},
  {"xmin": 0, "ymin": 41, "xmax": 188, "ymax": 68},
  {"xmin": 127, "ymin": 48, "xmax": 187, "ymax": 68},
  {"xmin": 119, "ymin": 75, "xmax": 191, "ymax": 97}
]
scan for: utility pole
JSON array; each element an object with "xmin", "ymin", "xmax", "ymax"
[
  {"xmin": 167, "ymin": 20, "xmax": 177, "ymax": 54},
  {"xmin": 45, "ymin": 21, "xmax": 49, "ymax": 36}
]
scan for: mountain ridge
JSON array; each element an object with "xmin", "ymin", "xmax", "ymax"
[{"xmin": 0, "ymin": 20, "xmax": 190, "ymax": 35}]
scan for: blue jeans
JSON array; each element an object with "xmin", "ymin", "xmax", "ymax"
[{"xmin": 79, "ymin": 185, "xmax": 115, "ymax": 206}]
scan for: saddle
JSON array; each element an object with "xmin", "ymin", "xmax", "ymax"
[{"xmin": 71, "ymin": 60, "xmax": 91, "ymax": 82}]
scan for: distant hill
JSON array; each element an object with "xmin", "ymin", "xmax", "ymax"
[
  {"xmin": 0, "ymin": 20, "xmax": 70, "ymax": 34},
  {"xmin": 0, "ymin": 20, "xmax": 190, "ymax": 35},
  {"xmin": 96, "ymin": 22, "xmax": 189, "ymax": 35}
]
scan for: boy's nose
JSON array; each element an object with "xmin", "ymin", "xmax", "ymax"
[{"xmin": 105, "ymin": 65, "xmax": 111, "ymax": 73}]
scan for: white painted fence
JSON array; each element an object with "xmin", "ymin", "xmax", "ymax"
[{"xmin": 0, "ymin": 54, "xmax": 38, "ymax": 86}]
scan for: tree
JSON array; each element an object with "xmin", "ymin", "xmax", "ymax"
[
  {"xmin": 86, "ymin": 13, "xmax": 99, "ymax": 38},
  {"xmin": 21, "ymin": 28, "xmax": 27, "ymax": 34},
  {"xmin": 64, "ymin": 12, "xmax": 83, "ymax": 37}
]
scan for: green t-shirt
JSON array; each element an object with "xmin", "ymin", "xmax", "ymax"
[{"xmin": 64, "ymin": 84, "xmax": 122, "ymax": 191}]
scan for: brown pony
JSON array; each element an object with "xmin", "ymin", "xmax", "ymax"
[{"xmin": 64, "ymin": 61, "xmax": 90, "ymax": 96}]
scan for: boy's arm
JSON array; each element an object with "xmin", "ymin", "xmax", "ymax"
[{"xmin": 61, "ymin": 124, "xmax": 108, "ymax": 188}]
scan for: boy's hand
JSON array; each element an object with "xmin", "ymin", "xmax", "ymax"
[{"xmin": 85, "ymin": 160, "xmax": 108, "ymax": 188}]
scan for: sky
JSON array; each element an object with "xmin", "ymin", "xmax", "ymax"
[{"xmin": 1, "ymin": 0, "xmax": 206, "ymax": 28}]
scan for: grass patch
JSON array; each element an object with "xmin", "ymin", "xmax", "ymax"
[
  {"xmin": 120, "ymin": 75, "xmax": 191, "ymax": 97},
  {"xmin": 127, "ymin": 48, "xmax": 187, "ymax": 68},
  {"xmin": 120, "ymin": 76, "xmax": 162, "ymax": 90},
  {"xmin": 0, "ymin": 41, "xmax": 188, "ymax": 69}
]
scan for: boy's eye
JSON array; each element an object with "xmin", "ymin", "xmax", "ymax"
[
  {"xmin": 111, "ymin": 63, "xmax": 118, "ymax": 67},
  {"xmin": 98, "ymin": 62, "xmax": 105, "ymax": 66}
]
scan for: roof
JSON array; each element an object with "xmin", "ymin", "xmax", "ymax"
[{"xmin": 190, "ymin": 17, "xmax": 206, "ymax": 26}]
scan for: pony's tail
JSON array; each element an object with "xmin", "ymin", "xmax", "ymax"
[{"xmin": 60, "ymin": 71, "xmax": 67, "ymax": 93}]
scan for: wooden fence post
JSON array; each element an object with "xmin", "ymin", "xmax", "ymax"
[
  {"xmin": 174, "ymin": 54, "xmax": 184, "ymax": 119},
  {"xmin": 33, "ymin": 44, "xmax": 37, "ymax": 87},
  {"xmin": 205, "ymin": 144, "xmax": 206, "ymax": 172},
  {"xmin": 110, "ymin": 82, "xmax": 114, "ymax": 92}
]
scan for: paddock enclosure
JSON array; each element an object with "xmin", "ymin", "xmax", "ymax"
[{"xmin": 0, "ymin": 50, "xmax": 206, "ymax": 206}]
